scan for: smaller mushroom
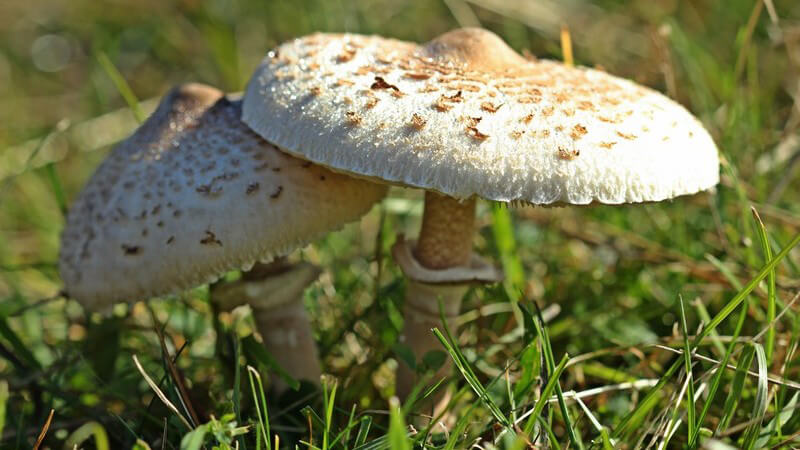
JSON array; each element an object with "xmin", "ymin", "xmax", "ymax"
[{"xmin": 59, "ymin": 83, "xmax": 387, "ymax": 392}]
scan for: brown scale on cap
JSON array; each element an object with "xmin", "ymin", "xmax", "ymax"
[
  {"xmin": 480, "ymin": 102, "xmax": 500, "ymax": 113},
  {"xmin": 371, "ymin": 76, "xmax": 399, "ymax": 91},
  {"xmin": 409, "ymin": 113, "xmax": 426, "ymax": 130},
  {"xmin": 558, "ymin": 147, "xmax": 580, "ymax": 160},
  {"xmin": 570, "ymin": 124, "xmax": 588, "ymax": 140}
]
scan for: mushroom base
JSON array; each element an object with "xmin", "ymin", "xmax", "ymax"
[{"xmin": 212, "ymin": 261, "xmax": 322, "ymax": 393}]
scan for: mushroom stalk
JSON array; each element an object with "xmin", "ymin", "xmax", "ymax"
[
  {"xmin": 415, "ymin": 192, "xmax": 475, "ymax": 270},
  {"xmin": 213, "ymin": 259, "xmax": 322, "ymax": 394}
]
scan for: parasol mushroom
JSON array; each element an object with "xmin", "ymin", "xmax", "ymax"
[
  {"xmin": 59, "ymin": 83, "xmax": 387, "ymax": 392},
  {"xmin": 242, "ymin": 28, "xmax": 720, "ymax": 399}
]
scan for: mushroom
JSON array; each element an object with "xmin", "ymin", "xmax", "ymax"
[
  {"xmin": 242, "ymin": 28, "xmax": 720, "ymax": 399},
  {"xmin": 59, "ymin": 83, "xmax": 387, "ymax": 392}
]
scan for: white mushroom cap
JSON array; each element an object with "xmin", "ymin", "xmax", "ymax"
[
  {"xmin": 243, "ymin": 28, "xmax": 719, "ymax": 205},
  {"xmin": 59, "ymin": 83, "xmax": 387, "ymax": 309}
]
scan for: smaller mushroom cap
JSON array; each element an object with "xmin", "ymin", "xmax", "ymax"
[
  {"xmin": 59, "ymin": 84, "xmax": 387, "ymax": 309},
  {"xmin": 243, "ymin": 28, "xmax": 719, "ymax": 205}
]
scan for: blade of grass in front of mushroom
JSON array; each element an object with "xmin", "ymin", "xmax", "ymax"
[
  {"xmin": 528, "ymin": 303, "xmax": 582, "ymax": 449},
  {"xmin": 431, "ymin": 311, "xmax": 511, "ymax": 429},
  {"xmin": 146, "ymin": 305, "xmax": 199, "ymax": 428},
  {"xmin": 247, "ymin": 366, "xmax": 270, "ymax": 450},
  {"xmin": 490, "ymin": 203, "xmax": 525, "ymax": 324},
  {"xmin": 521, "ymin": 353, "xmax": 569, "ymax": 437},
  {"xmin": 232, "ymin": 336, "xmax": 245, "ymax": 450}
]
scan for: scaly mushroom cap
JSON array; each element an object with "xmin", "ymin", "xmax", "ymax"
[
  {"xmin": 59, "ymin": 83, "xmax": 387, "ymax": 309},
  {"xmin": 243, "ymin": 28, "xmax": 719, "ymax": 205}
]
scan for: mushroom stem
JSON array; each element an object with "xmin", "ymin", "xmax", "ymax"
[
  {"xmin": 415, "ymin": 192, "xmax": 476, "ymax": 270},
  {"xmin": 212, "ymin": 260, "xmax": 322, "ymax": 394}
]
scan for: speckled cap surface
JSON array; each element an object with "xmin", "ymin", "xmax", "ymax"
[
  {"xmin": 243, "ymin": 28, "xmax": 719, "ymax": 205},
  {"xmin": 59, "ymin": 84, "xmax": 387, "ymax": 309}
]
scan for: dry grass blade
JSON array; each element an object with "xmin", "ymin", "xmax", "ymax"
[
  {"xmin": 561, "ymin": 23, "xmax": 574, "ymax": 66},
  {"xmin": 32, "ymin": 408, "xmax": 54, "ymax": 450},
  {"xmin": 442, "ymin": 0, "xmax": 481, "ymax": 28},
  {"xmin": 146, "ymin": 305, "xmax": 200, "ymax": 427},
  {"xmin": 131, "ymin": 354, "xmax": 193, "ymax": 431}
]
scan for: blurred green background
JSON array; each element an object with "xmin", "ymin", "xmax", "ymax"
[{"xmin": 2, "ymin": 0, "xmax": 800, "ymax": 448}]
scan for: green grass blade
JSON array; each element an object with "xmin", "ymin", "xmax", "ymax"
[
  {"xmin": 0, "ymin": 380, "xmax": 7, "ymax": 438},
  {"xmin": 610, "ymin": 229, "xmax": 794, "ymax": 443},
  {"xmin": 741, "ymin": 344, "xmax": 768, "ymax": 449},
  {"xmin": 0, "ymin": 316, "xmax": 41, "ymax": 370},
  {"xmin": 612, "ymin": 360, "xmax": 677, "ymax": 439},
  {"xmin": 693, "ymin": 292, "xmax": 749, "ymax": 446},
  {"xmin": 96, "ymin": 51, "xmax": 145, "ymax": 123},
  {"xmin": 64, "ymin": 421, "xmax": 110, "ymax": 450},
  {"xmin": 705, "ymin": 254, "xmax": 744, "ymax": 290},
  {"xmin": 524, "ymin": 304, "xmax": 582, "ymax": 449},
  {"xmin": 699, "ymin": 231, "xmax": 800, "ymax": 342},
  {"xmin": 679, "ymin": 296, "xmax": 697, "ymax": 444},
  {"xmin": 233, "ymin": 337, "xmax": 245, "ymax": 450},
  {"xmin": 247, "ymin": 366, "xmax": 270, "ymax": 450},
  {"xmin": 388, "ymin": 397, "xmax": 411, "ymax": 450},
  {"xmin": 353, "ymin": 416, "xmax": 372, "ymax": 448},
  {"xmin": 717, "ymin": 344, "xmax": 756, "ymax": 433},
  {"xmin": 491, "ymin": 203, "xmax": 525, "ymax": 299},
  {"xmin": 522, "ymin": 353, "xmax": 569, "ymax": 436},
  {"xmin": 752, "ymin": 208, "xmax": 777, "ymax": 360},
  {"xmin": 443, "ymin": 401, "xmax": 478, "ymax": 450},
  {"xmin": 180, "ymin": 424, "xmax": 208, "ymax": 450},
  {"xmin": 322, "ymin": 380, "xmax": 337, "ymax": 450},
  {"xmin": 432, "ymin": 327, "xmax": 511, "ymax": 428}
]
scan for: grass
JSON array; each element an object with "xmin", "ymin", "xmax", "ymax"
[{"xmin": 2, "ymin": 0, "xmax": 800, "ymax": 448}]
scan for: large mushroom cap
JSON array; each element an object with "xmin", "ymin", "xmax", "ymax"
[
  {"xmin": 59, "ymin": 83, "xmax": 387, "ymax": 309},
  {"xmin": 243, "ymin": 28, "xmax": 719, "ymax": 205}
]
